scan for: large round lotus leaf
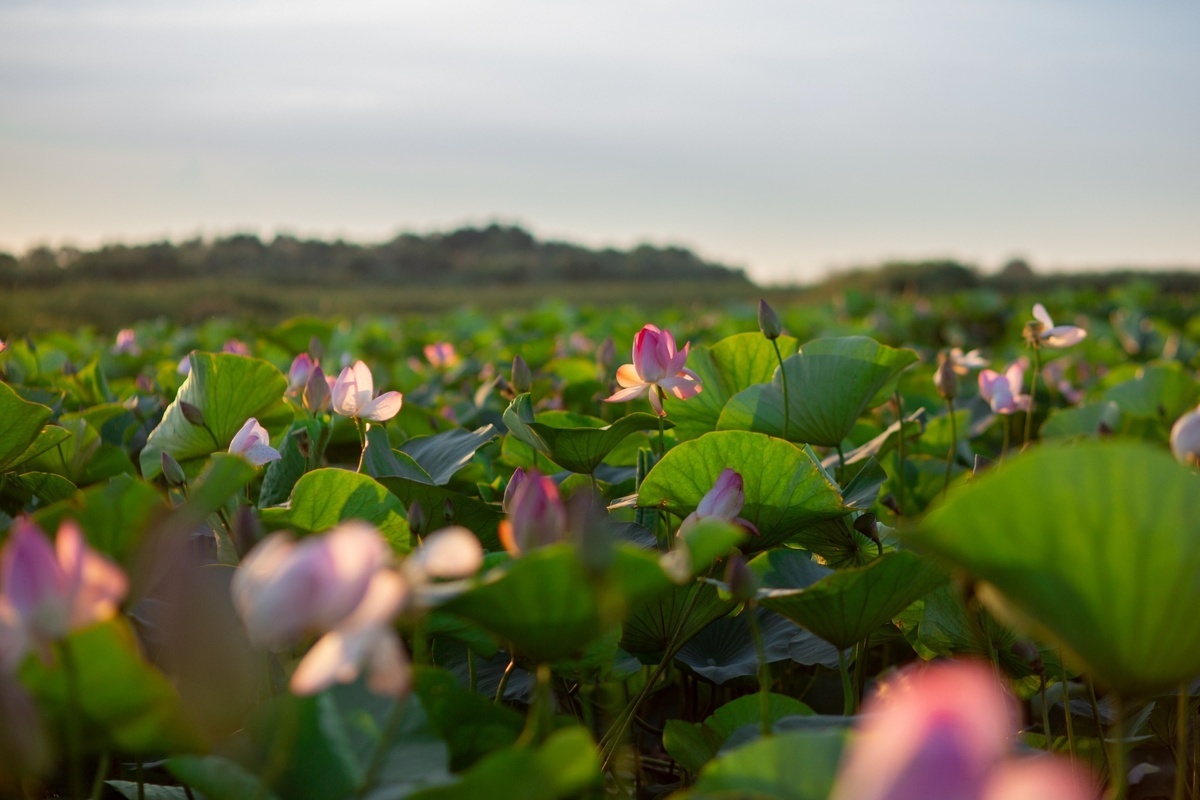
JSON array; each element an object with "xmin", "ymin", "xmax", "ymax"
[
  {"xmin": 259, "ymin": 468, "xmax": 411, "ymax": 553},
  {"xmin": 909, "ymin": 441, "xmax": 1200, "ymax": 698},
  {"xmin": 140, "ymin": 353, "xmax": 291, "ymax": 479},
  {"xmin": 444, "ymin": 544, "xmax": 669, "ymax": 664},
  {"xmin": 637, "ymin": 431, "xmax": 846, "ymax": 551},
  {"xmin": 757, "ymin": 551, "xmax": 946, "ymax": 650},
  {"xmin": 621, "ymin": 581, "xmax": 734, "ymax": 657},
  {"xmin": 503, "ymin": 393, "xmax": 666, "ymax": 474},
  {"xmin": 659, "ymin": 332, "xmax": 799, "ymax": 442},
  {"xmin": 717, "ymin": 336, "xmax": 918, "ymax": 447}
]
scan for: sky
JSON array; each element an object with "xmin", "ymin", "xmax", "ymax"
[{"xmin": 1, "ymin": 0, "xmax": 1198, "ymax": 284}]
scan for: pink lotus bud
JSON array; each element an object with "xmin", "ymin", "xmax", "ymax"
[
  {"xmin": 231, "ymin": 523, "xmax": 391, "ymax": 649},
  {"xmin": 303, "ymin": 365, "xmax": 332, "ymax": 413},
  {"xmin": 0, "ymin": 519, "xmax": 128, "ymax": 654},
  {"xmin": 112, "ymin": 328, "xmax": 140, "ymax": 355},
  {"xmin": 332, "ymin": 361, "xmax": 403, "ymax": 422},
  {"xmin": 228, "ymin": 418, "xmax": 282, "ymax": 466},
  {"xmin": 678, "ymin": 469, "xmax": 759, "ymax": 537},
  {"xmin": 423, "ymin": 342, "xmax": 459, "ymax": 368},
  {"xmin": 288, "ymin": 353, "xmax": 315, "ymax": 393},
  {"xmin": 222, "ymin": 339, "xmax": 250, "ymax": 356},
  {"xmin": 498, "ymin": 470, "xmax": 568, "ymax": 556},
  {"xmin": 502, "ymin": 467, "xmax": 526, "ymax": 514}
]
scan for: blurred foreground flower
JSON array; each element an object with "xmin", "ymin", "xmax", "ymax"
[
  {"xmin": 232, "ymin": 522, "xmax": 409, "ymax": 696},
  {"xmin": 604, "ymin": 324, "xmax": 702, "ymax": 416},
  {"xmin": 499, "ymin": 469, "xmax": 568, "ymax": 556},
  {"xmin": 678, "ymin": 468, "xmax": 759, "ymax": 538},
  {"xmin": 0, "ymin": 519, "xmax": 127, "ymax": 661},
  {"xmin": 332, "ymin": 360, "xmax": 403, "ymax": 422},
  {"xmin": 1030, "ymin": 304, "xmax": 1087, "ymax": 348},
  {"xmin": 979, "ymin": 359, "xmax": 1031, "ymax": 415},
  {"xmin": 228, "ymin": 417, "xmax": 282, "ymax": 466},
  {"xmin": 1171, "ymin": 404, "xmax": 1200, "ymax": 467},
  {"xmin": 948, "ymin": 348, "xmax": 989, "ymax": 374},
  {"xmin": 830, "ymin": 660, "xmax": 1096, "ymax": 800}
]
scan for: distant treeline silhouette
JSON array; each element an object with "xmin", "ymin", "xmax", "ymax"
[{"xmin": 0, "ymin": 225, "xmax": 752, "ymax": 289}]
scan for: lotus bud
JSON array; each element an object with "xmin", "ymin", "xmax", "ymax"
[
  {"xmin": 288, "ymin": 353, "xmax": 315, "ymax": 393},
  {"xmin": 757, "ymin": 299, "xmax": 781, "ymax": 340},
  {"xmin": 1170, "ymin": 406, "xmax": 1200, "ymax": 468},
  {"xmin": 180, "ymin": 401, "xmax": 206, "ymax": 427},
  {"xmin": 407, "ymin": 501, "xmax": 427, "ymax": 536},
  {"xmin": 498, "ymin": 470, "xmax": 568, "ymax": 556},
  {"xmin": 724, "ymin": 552, "xmax": 758, "ymax": 603},
  {"xmin": 853, "ymin": 512, "xmax": 883, "ymax": 556},
  {"xmin": 303, "ymin": 365, "xmax": 331, "ymax": 413},
  {"xmin": 161, "ymin": 452, "xmax": 187, "ymax": 487},
  {"xmin": 934, "ymin": 351, "xmax": 958, "ymax": 400},
  {"xmin": 596, "ymin": 336, "xmax": 616, "ymax": 370},
  {"xmin": 511, "ymin": 355, "xmax": 532, "ymax": 394},
  {"xmin": 502, "ymin": 467, "xmax": 526, "ymax": 514}
]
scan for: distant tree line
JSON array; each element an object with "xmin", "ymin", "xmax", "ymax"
[{"xmin": 0, "ymin": 225, "xmax": 753, "ymax": 289}]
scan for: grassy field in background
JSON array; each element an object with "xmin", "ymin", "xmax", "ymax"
[{"xmin": 0, "ymin": 277, "xmax": 780, "ymax": 333}]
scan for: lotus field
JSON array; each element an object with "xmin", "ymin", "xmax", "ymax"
[{"xmin": 2, "ymin": 289, "xmax": 1200, "ymax": 800}]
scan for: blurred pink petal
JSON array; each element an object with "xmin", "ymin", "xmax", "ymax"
[{"xmin": 982, "ymin": 758, "xmax": 1099, "ymax": 800}]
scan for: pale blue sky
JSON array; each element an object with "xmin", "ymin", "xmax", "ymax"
[{"xmin": 2, "ymin": 0, "xmax": 1198, "ymax": 282}]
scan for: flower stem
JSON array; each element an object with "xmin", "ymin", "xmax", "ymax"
[
  {"xmin": 355, "ymin": 697, "xmax": 408, "ymax": 799},
  {"xmin": 771, "ymin": 339, "xmax": 789, "ymax": 439},
  {"xmin": 894, "ymin": 392, "xmax": 906, "ymax": 516},
  {"xmin": 1024, "ymin": 344, "xmax": 1042, "ymax": 451},
  {"xmin": 90, "ymin": 752, "xmax": 110, "ymax": 800},
  {"xmin": 1173, "ymin": 684, "xmax": 1188, "ymax": 800},
  {"xmin": 1109, "ymin": 694, "xmax": 1128, "ymax": 800},
  {"xmin": 944, "ymin": 397, "xmax": 957, "ymax": 496},
  {"xmin": 746, "ymin": 607, "xmax": 772, "ymax": 737},
  {"xmin": 837, "ymin": 647, "xmax": 855, "ymax": 716},
  {"xmin": 1057, "ymin": 651, "xmax": 1076, "ymax": 761},
  {"xmin": 494, "ymin": 653, "xmax": 517, "ymax": 704},
  {"xmin": 57, "ymin": 640, "xmax": 83, "ymax": 800},
  {"xmin": 1089, "ymin": 679, "xmax": 1112, "ymax": 779}
]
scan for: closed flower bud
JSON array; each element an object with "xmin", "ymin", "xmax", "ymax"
[
  {"xmin": 758, "ymin": 299, "xmax": 781, "ymax": 340},
  {"xmin": 596, "ymin": 336, "xmax": 616, "ymax": 371},
  {"xmin": 180, "ymin": 401, "xmax": 206, "ymax": 427},
  {"xmin": 934, "ymin": 351, "xmax": 958, "ymax": 400},
  {"xmin": 161, "ymin": 452, "xmax": 187, "ymax": 487},
  {"xmin": 303, "ymin": 365, "xmax": 331, "ymax": 413},
  {"xmin": 407, "ymin": 501, "xmax": 427, "ymax": 536},
  {"xmin": 724, "ymin": 552, "xmax": 758, "ymax": 603},
  {"xmin": 511, "ymin": 355, "xmax": 532, "ymax": 394},
  {"xmin": 498, "ymin": 470, "xmax": 568, "ymax": 556}
]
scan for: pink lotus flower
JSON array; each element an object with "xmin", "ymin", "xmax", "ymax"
[
  {"xmin": 979, "ymin": 359, "xmax": 1031, "ymax": 415},
  {"xmin": 831, "ymin": 660, "xmax": 1095, "ymax": 800},
  {"xmin": 232, "ymin": 522, "xmax": 410, "ymax": 697},
  {"xmin": 498, "ymin": 469, "xmax": 568, "ymax": 556},
  {"xmin": 332, "ymin": 360, "xmax": 403, "ymax": 422},
  {"xmin": 222, "ymin": 339, "xmax": 250, "ymax": 356},
  {"xmin": 228, "ymin": 418, "xmax": 282, "ymax": 466},
  {"xmin": 112, "ymin": 328, "xmax": 140, "ymax": 356},
  {"xmin": 423, "ymin": 342, "xmax": 459, "ymax": 368},
  {"xmin": 0, "ymin": 519, "xmax": 127, "ymax": 659},
  {"xmin": 1171, "ymin": 404, "xmax": 1200, "ymax": 467},
  {"xmin": 678, "ymin": 469, "xmax": 759, "ymax": 537},
  {"xmin": 604, "ymin": 324, "xmax": 702, "ymax": 417},
  {"xmin": 1031, "ymin": 304, "xmax": 1087, "ymax": 348}
]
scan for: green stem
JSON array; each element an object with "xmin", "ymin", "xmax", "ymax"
[
  {"xmin": 356, "ymin": 698, "xmax": 408, "ymax": 799},
  {"xmin": 90, "ymin": 753, "xmax": 110, "ymax": 800},
  {"xmin": 1024, "ymin": 345, "xmax": 1042, "ymax": 450},
  {"xmin": 944, "ymin": 397, "xmax": 957, "ymax": 496},
  {"xmin": 836, "ymin": 444, "xmax": 846, "ymax": 485},
  {"xmin": 467, "ymin": 649, "xmax": 477, "ymax": 694},
  {"xmin": 58, "ymin": 640, "xmax": 83, "ymax": 800},
  {"xmin": 1040, "ymin": 677, "xmax": 1054, "ymax": 752},
  {"xmin": 1173, "ymin": 684, "xmax": 1187, "ymax": 800},
  {"xmin": 746, "ymin": 607, "xmax": 772, "ymax": 737},
  {"xmin": 837, "ymin": 647, "xmax": 855, "ymax": 716},
  {"xmin": 894, "ymin": 392, "xmax": 906, "ymax": 517},
  {"xmin": 1109, "ymin": 694, "xmax": 1128, "ymax": 800},
  {"xmin": 518, "ymin": 664, "xmax": 554, "ymax": 747},
  {"xmin": 201, "ymin": 422, "xmax": 222, "ymax": 450},
  {"xmin": 1089, "ymin": 680, "xmax": 1112, "ymax": 779},
  {"xmin": 657, "ymin": 396, "xmax": 667, "ymax": 455},
  {"xmin": 1057, "ymin": 652, "xmax": 1076, "ymax": 761},
  {"xmin": 136, "ymin": 760, "xmax": 145, "ymax": 800},
  {"xmin": 494, "ymin": 653, "xmax": 517, "ymax": 704},
  {"xmin": 771, "ymin": 339, "xmax": 789, "ymax": 439}
]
